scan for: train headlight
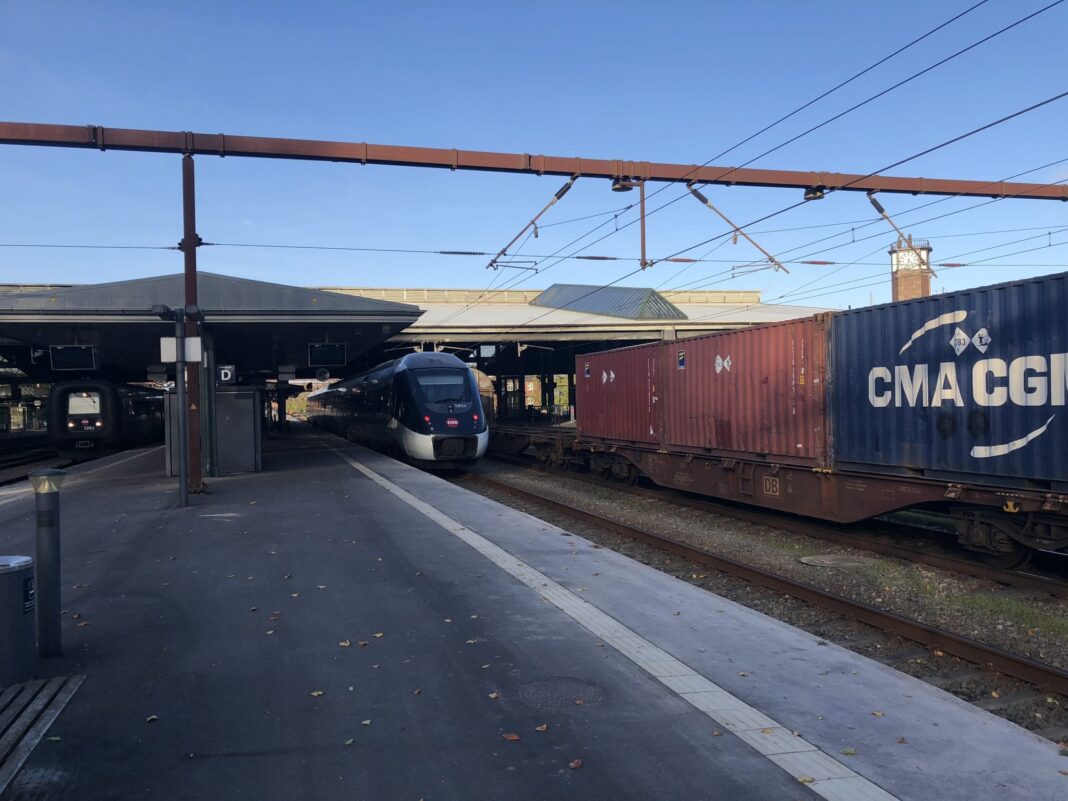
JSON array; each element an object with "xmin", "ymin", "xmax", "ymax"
[
  {"xmin": 67, "ymin": 421, "xmax": 75, "ymax": 429},
  {"xmin": 94, "ymin": 420, "xmax": 103, "ymax": 428}
]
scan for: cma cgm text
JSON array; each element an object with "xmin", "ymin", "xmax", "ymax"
[{"xmin": 868, "ymin": 354, "xmax": 1068, "ymax": 408}]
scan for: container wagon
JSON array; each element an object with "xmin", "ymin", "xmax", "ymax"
[{"xmin": 515, "ymin": 271, "xmax": 1068, "ymax": 567}]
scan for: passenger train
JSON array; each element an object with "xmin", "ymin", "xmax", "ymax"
[
  {"xmin": 307, "ymin": 352, "xmax": 488, "ymax": 468},
  {"xmin": 47, "ymin": 379, "xmax": 165, "ymax": 459}
]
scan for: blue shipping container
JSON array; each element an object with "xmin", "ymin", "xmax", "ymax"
[{"xmin": 831, "ymin": 271, "xmax": 1068, "ymax": 485}]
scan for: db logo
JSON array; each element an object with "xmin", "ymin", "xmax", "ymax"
[{"xmin": 762, "ymin": 476, "xmax": 781, "ymax": 497}]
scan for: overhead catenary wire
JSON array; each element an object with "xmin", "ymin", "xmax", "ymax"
[{"xmin": 420, "ymin": 1, "xmax": 1017, "ymax": 323}]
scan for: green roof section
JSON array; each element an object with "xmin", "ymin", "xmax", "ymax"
[{"xmin": 530, "ymin": 284, "xmax": 688, "ymax": 320}]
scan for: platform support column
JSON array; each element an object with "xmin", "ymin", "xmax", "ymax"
[{"xmin": 181, "ymin": 154, "xmax": 205, "ymax": 492}]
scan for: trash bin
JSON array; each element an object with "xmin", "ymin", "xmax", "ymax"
[{"xmin": 0, "ymin": 556, "xmax": 36, "ymax": 686}]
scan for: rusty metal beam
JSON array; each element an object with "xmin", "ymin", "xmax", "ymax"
[{"xmin": 1, "ymin": 122, "xmax": 1066, "ymax": 201}]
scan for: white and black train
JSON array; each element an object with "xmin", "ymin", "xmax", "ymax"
[{"xmin": 308, "ymin": 352, "xmax": 488, "ymax": 468}]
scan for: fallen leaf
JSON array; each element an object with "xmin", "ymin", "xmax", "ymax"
[
  {"xmin": 358, "ymin": 640, "xmax": 369, "ymax": 647},
  {"xmin": 372, "ymin": 632, "xmax": 384, "ymax": 639},
  {"xmin": 760, "ymin": 728, "xmax": 775, "ymax": 735},
  {"xmin": 470, "ymin": 614, "xmax": 479, "ymax": 619},
  {"xmin": 290, "ymin": 593, "xmax": 300, "ymax": 598},
  {"xmin": 932, "ymin": 650, "xmax": 945, "ymax": 657},
  {"xmin": 1059, "ymin": 769, "xmax": 1068, "ymax": 776},
  {"xmin": 76, "ymin": 621, "xmax": 90, "ymax": 628},
  {"xmin": 595, "ymin": 641, "xmax": 605, "ymax": 647},
  {"xmin": 673, "ymin": 611, "xmax": 681, "ymax": 616},
  {"xmin": 840, "ymin": 747, "xmax": 856, "ymax": 756},
  {"xmin": 443, "ymin": 618, "xmax": 452, "ymax": 623},
  {"xmin": 871, "ymin": 711, "xmax": 885, "ymax": 717},
  {"xmin": 488, "ymin": 692, "xmax": 500, "ymax": 700},
  {"xmin": 371, "ymin": 664, "xmax": 380, "ymax": 669},
  {"xmin": 712, "ymin": 730, "xmax": 722, "ymax": 736},
  {"xmin": 310, "ymin": 690, "xmax": 324, "ymax": 697},
  {"xmin": 466, "ymin": 639, "xmax": 478, "ymax": 645},
  {"xmin": 284, "ymin": 573, "xmax": 291, "ymax": 579},
  {"xmin": 413, "ymin": 688, "xmax": 422, "ymax": 695},
  {"xmin": 991, "ymin": 691, "xmax": 1001, "ymax": 699},
  {"xmin": 71, "ymin": 613, "xmax": 82, "ymax": 620},
  {"xmin": 145, "ymin": 715, "xmax": 159, "ymax": 723},
  {"xmin": 738, "ymin": 672, "xmax": 748, "ymax": 677},
  {"xmin": 569, "ymin": 759, "xmax": 583, "ymax": 769},
  {"xmin": 362, "ymin": 720, "xmax": 371, "ymax": 726},
  {"xmin": 317, "ymin": 585, "xmax": 326, "ymax": 590},
  {"xmin": 897, "ymin": 737, "xmax": 908, "ymax": 744},
  {"xmin": 344, "ymin": 738, "xmax": 354, "ymax": 746},
  {"xmin": 535, "ymin": 724, "xmax": 548, "ymax": 732},
  {"xmin": 339, "ymin": 640, "xmax": 351, "ymax": 648},
  {"xmin": 502, "ymin": 733, "xmax": 520, "ymax": 742},
  {"xmin": 574, "ymin": 699, "xmax": 584, "ymax": 705},
  {"xmin": 797, "ymin": 776, "xmax": 815, "ymax": 784},
  {"xmin": 265, "ymin": 630, "xmax": 275, "ymax": 635},
  {"xmin": 481, "ymin": 664, "xmax": 491, "ymax": 669},
  {"xmin": 249, "ymin": 607, "xmax": 257, "ymax": 612}
]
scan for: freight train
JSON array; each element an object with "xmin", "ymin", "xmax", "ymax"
[
  {"xmin": 307, "ymin": 351, "xmax": 488, "ymax": 468},
  {"xmin": 47, "ymin": 379, "xmax": 165, "ymax": 459},
  {"xmin": 491, "ymin": 271, "xmax": 1068, "ymax": 568}
]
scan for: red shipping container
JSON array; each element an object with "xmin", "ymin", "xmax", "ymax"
[
  {"xmin": 663, "ymin": 316, "xmax": 831, "ymax": 465},
  {"xmin": 576, "ymin": 343, "xmax": 661, "ymax": 444}
]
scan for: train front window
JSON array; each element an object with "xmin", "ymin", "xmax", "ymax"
[
  {"xmin": 68, "ymin": 392, "xmax": 101, "ymax": 415},
  {"xmin": 411, "ymin": 370, "xmax": 471, "ymax": 404}
]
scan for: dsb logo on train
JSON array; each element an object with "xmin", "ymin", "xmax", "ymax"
[{"xmin": 832, "ymin": 273, "xmax": 1067, "ymax": 482}]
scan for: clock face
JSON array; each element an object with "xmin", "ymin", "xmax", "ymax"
[{"xmin": 894, "ymin": 249, "xmax": 921, "ymax": 270}]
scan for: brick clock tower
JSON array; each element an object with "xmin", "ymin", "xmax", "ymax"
[{"xmin": 890, "ymin": 237, "xmax": 933, "ymax": 302}]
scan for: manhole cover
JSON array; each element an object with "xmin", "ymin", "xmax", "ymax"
[
  {"xmin": 798, "ymin": 554, "xmax": 870, "ymax": 568},
  {"xmin": 516, "ymin": 677, "xmax": 605, "ymax": 710}
]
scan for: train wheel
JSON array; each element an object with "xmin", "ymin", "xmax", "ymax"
[
  {"xmin": 954, "ymin": 511, "xmax": 1035, "ymax": 570},
  {"xmin": 978, "ymin": 545, "xmax": 1033, "ymax": 570}
]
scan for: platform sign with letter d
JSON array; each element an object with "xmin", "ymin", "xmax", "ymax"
[{"xmin": 218, "ymin": 365, "xmax": 236, "ymax": 385}]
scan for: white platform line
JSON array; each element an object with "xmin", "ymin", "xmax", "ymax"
[{"xmin": 328, "ymin": 444, "xmax": 902, "ymax": 801}]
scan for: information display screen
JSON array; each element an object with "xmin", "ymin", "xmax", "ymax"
[{"xmin": 308, "ymin": 343, "xmax": 347, "ymax": 367}]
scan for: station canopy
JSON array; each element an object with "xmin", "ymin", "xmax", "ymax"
[
  {"xmin": 531, "ymin": 284, "xmax": 687, "ymax": 320},
  {"xmin": 0, "ymin": 272, "xmax": 422, "ymax": 382}
]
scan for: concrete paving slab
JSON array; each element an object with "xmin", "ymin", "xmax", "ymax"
[
  {"xmin": 0, "ymin": 435, "xmax": 819, "ymax": 801},
  {"xmin": 348, "ymin": 431, "xmax": 1068, "ymax": 801}
]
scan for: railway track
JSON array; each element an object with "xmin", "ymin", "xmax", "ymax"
[
  {"xmin": 489, "ymin": 452, "xmax": 1068, "ymax": 599},
  {"xmin": 457, "ymin": 470, "xmax": 1068, "ymax": 714}
]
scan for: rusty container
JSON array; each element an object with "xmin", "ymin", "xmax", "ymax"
[
  {"xmin": 576, "ymin": 343, "xmax": 662, "ymax": 444},
  {"xmin": 831, "ymin": 270, "xmax": 1068, "ymax": 485},
  {"xmin": 661, "ymin": 316, "xmax": 831, "ymax": 465}
]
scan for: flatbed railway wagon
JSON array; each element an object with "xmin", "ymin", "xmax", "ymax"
[{"xmin": 500, "ymin": 271, "xmax": 1067, "ymax": 567}]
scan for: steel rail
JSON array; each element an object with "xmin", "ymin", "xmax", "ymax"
[
  {"xmin": 462, "ymin": 472, "xmax": 1068, "ymax": 696},
  {"xmin": 2, "ymin": 122, "xmax": 1068, "ymax": 200},
  {"xmin": 487, "ymin": 450, "xmax": 1068, "ymax": 599}
]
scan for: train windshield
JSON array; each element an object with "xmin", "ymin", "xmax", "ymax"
[
  {"xmin": 67, "ymin": 392, "xmax": 101, "ymax": 415},
  {"xmin": 411, "ymin": 369, "xmax": 472, "ymax": 404}
]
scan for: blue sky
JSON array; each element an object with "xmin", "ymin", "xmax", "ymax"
[{"xmin": 1, "ymin": 0, "xmax": 1066, "ymax": 310}]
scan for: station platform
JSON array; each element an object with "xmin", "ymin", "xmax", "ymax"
[{"xmin": 0, "ymin": 427, "xmax": 1064, "ymax": 800}]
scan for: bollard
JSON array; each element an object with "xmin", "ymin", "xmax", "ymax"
[{"xmin": 29, "ymin": 469, "xmax": 65, "ymax": 657}]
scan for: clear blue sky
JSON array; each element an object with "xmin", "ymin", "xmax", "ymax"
[{"xmin": 1, "ymin": 0, "xmax": 1066, "ymax": 310}]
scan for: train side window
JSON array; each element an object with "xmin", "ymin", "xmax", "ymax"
[
  {"xmin": 677, "ymin": 351, "xmax": 686, "ymax": 370},
  {"xmin": 584, "ymin": 362, "xmax": 590, "ymax": 378}
]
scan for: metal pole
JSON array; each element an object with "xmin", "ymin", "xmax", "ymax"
[
  {"xmin": 181, "ymin": 154, "xmax": 204, "ymax": 492},
  {"xmin": 30, "ymin": 469, "xmax": 65, "ymax": 657},
  {"xmin": 174, "ymin": 313, "xmax": 189, "ymax": 507},
  {"xmin": 638, "ymin": 180, "xmax": 647, "ymax": 268}
]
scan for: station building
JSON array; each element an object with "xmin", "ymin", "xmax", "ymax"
[{"xmin": 0, "ymin": 276, "xmax": 825, "ymax": 432}]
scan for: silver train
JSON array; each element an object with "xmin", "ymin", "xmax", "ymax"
[{"xmin": 307, "ymin": 352, "xmax": 488, "ymax": 468}]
